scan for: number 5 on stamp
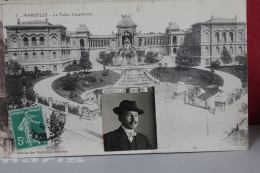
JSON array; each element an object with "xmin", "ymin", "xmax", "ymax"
[{"xmin": 9, "ymin": 106, "xmax": 48, "ymax": 150}]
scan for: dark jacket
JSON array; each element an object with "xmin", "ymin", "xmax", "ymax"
[{"xmin": 103, "ymin": 126, "xmax": 153, "ymax": 152}]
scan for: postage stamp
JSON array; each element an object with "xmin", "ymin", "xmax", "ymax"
[{"xmin": 9, "ymin": 106, "xmax": 48, "ymax": 150}]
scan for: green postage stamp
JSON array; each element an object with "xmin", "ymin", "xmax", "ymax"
[{"xmin": 9, "ymin": 106, "xmax": 48, "ymax": 150}]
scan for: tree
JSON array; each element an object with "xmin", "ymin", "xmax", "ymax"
[
  {"xmin": 79, "ymin": 51, "xmax": 92, "ymax": 73},
  {"xmin": 7, "ymin": 60, "xmax": 21, "ymax": 75},
  {"xmin": 220, "ymin": 49, "xmax": 232, "ymax": 66},
  {"xmin": 34, "ymin": 66, "xmax": 40, "ymax": 78},
  {"xmin": 175, "ymin": 46, "xmax": 196, "ymax": 70},
  {"xmin": 235, "ymin": 54, "xmax": 247, "ymax": 68},
  {"xmin": 62, "ymin": 73, "xmax": 76, "ymax": 91},
  {"xmin": 210, "ymin": 59, "xmax": 220, "ymax": 68},
  {"xmin": 97, "ymin": 51, "xmax": 113, "ymax": 66},
  {"xmin": 32, "ymin": 110, "xmax": 65, "ymax": 148},
  {"xmin": 144, "ymin": 51, "xmax": 159, "ymax": 64}
]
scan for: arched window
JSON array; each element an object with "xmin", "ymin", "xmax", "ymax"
[
  {"xmin": 205, "ymin": 47, "xmax": 209, "ymax": 55},
  {"xmin": 51, "ymin": 36, "xmax": 57, "ymax": 46},
  {"xmin": 32, "ymin": 52, "xmax": 37, "ymax": 59},
  {"xmin": 229, "ymin": 32, "xmax": 234, "ymax": 42},
  {"xmin": 216, "ymin": 47, "xmax": 220, "ymax": 54},
  {"xmin": 173, "ymin": 47, "xmax": 177, "ymax": 54},
  {"xmin": 11, "ymin": 38, "xmax": 18, "ymax": 48},
  {"xmin": 53, "ymin": 52, "xmax": 57, "ymax": 59},
  {"xmin": 80, "ymin": 39, "xmax": 85, "ymax": 48},
  {"xmin": 238, "ymin": 32, "xmax": 243, "ymax": 42},
  {"xmin": 204, "ymin": 32, "xmax": 209, "ymax": 42},
  {"xmin": 32, "ymin": 37, "xmax": 37, "ymax": 46},
  {"xmin": 172, "ymin": 36, "xmax": 177, "ymax": 44},
  {"xmin": 41, "ymin": 52, "xmax": 45, "ymax": 59},
  {"xmin": 23, "ymin": 37, "xmax": 29, "ymax": 46},
  {"xmin": 239, "ymin": 46, "xmax": 243, "ymax": 54},
  {"xmin": 138, "ymin": 38, "xmax": 143, "ymax": 47},
  {"xmin": 222, "ymin": 32, "xmax": 227, "ymax": 42},
  {"xmin": 40, "ymin": 37, "xmax": 45, "ymax": 46},
  {"xmin": 24, "ymin": 52, "xmax": 29, "ymax": 60},
  {"xmin": 215, "ymin": 32, "xmax": 220, "ymax": 43},
  {"xmin": 230, "ymin": 47, "xmax": 233, "ymax": 54}
]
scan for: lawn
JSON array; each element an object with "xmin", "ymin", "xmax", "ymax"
[
  {"xmin": 150, "ymin": 67, "xmax": 224, "ymax": 100},
  {"xmin": 210, "ymin": 65, "xmax": 247, "ymax": 88},
  {"xmin": 52, "ymin": 70, "xmax": 121, "ymax": 103}
]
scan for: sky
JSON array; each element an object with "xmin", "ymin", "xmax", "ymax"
[{"xmin": 1, "ymin": 0, "xmax": 246, "ymax": 36}]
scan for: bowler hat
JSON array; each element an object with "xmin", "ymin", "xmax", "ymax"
[{"xmin": 113, "ymin": 100, "xmax": 144, "ymax": 116}]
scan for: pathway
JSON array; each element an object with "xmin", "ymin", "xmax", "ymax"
[{"xmin": 195, "ymin": 66, "xmax": 242, "ymax": 93}]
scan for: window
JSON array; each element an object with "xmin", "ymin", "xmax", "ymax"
[
  {"xmin": 230, "ymin": 47, "xmax": 233, "ymax": 54},
  {"xmin": 216, "ymin": 47, "xmax": 220, "ymax": 54},
  {"xmin": 11, "ymin": 38, "xmax": 18, "ymax": 48},
  {"xmin": 139, "ymin": 38, "xmax": 143, "ymax": 47},
  {"xmin": 33, "ymin": 52, "xmax": 37, "ymax": 59},
  {"xmin": 173, "ymin": 47, "xmax": 177, "ymax": 54},
  {"xmin": 238, "ymin": 32, "xmax": 243, "ymax": 42},
  {"xmin": 24, "ymin": 53, "xmax": 29, "ymax": 60},
  {"xmin": 204, "ymin": 32, "xmax": 209, "ymax": 42},
  {"xmin": 80, "ymin": 39, "xmax": 85, "ymax": 48},
  {"xmin": 229, "ymin": 32, "xmax": 234, "ymax": 42},
  {"xmin": 239, "ymin": 46, "xmax": 243, "ymax": 54},
  {"xmin": 23, "ymin": 37, "xmax": 29, "ymax": 46},
  {"xmin": 52, "ymin": 36, "xmax": 57, "ymax": 46},
  {"xmin": 215, "ymin": 32, "xmax": 220, "ymax": 43},
  {"xmin": 222, "ymin": 32, "xmax": 227, "ymax": 43},
  {"xmin": 32, "ymin": 37, "xmax": 37, "ymax": 46},
  {"xmin": 53, "ymin": 52, "xmax": 57, "ymax": 59},
  {"xmin": 40, "ymin": 37, "xmax": 45, "ymax": 46},
  {"xmin": 172, "ymin": 36, "xmax": 177, "ymax": 44},
  {"xmin": 205, "ymin": 47, "xmax": 209, "ymax": 55},
  {"xmin": 41, "ymin": 52, "xmax": 45, "ymax": 59}
]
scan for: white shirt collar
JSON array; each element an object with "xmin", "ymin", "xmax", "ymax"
[{"xmin": 121, "ymin": 125, "xmax": 135, "ymax": 134}]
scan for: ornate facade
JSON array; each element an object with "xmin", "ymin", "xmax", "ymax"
[{"xmin": 4, "ymin": 15, "xmax": 247, "ymax": 72}]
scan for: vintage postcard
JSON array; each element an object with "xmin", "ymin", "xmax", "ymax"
[{"xmin": 0, "ymin": 0, "xmax": 248, "ymax": 158}]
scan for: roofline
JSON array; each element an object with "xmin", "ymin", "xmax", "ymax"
[
  {"xmin": 192, "ymin": 21, "xmax": 246, "ymax": 27},
  {"xmin": 4, "ymin": 25, "xmax": 67, "ymax": 29}
]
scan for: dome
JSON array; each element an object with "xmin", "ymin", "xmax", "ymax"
[
  {"xmin": 116, "ymin": 14, "xmax": 137, "ymax": 28},
  {"xmin": 76, "ymin": 24, "xmax": 89, "ymax": 33},
  {"xmin": 166, "ymin": 22, "xmax": 180, "ymax": 31}
]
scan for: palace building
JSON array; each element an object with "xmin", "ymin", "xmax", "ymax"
[{"xmin": 4, "ymin": 15, "xmax": 247, "ymax": 72}]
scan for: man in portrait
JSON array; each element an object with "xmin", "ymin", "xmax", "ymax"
[{"xmin": 103, "ymin": 100, "xmax": 153, "ymax": 152}]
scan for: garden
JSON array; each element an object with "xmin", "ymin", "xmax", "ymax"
[
  {"xmin": 150, "ymin": 67, "xmax": 224, "ymax": 100},
  {"xmin": 52, "ymin": 70, "xmax": 121, "ymax": 104},
  {"xmin": 210, "ymin": 65, "xmax": 247, "ymax": 88},
  {"xmin": 6, "ymin": 68, "xmax": 57, "ymax": 110}
]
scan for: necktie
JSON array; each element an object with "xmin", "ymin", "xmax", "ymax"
[{"xmin": 127, "ymin": 131, "xmax": 137, "ymax": 142}]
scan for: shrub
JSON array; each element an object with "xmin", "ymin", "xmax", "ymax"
[
  {"xmin": 52, "ymin": 103, "xmax": 65, "ymax": 111},
  {"xmin": 84, "ymin": 76, "xmax": 97, "ymax": 82},
  {"xmin": 69, "ymin": 106, "xmax": 79, "ymax": 115},
  {"xmin": 102, "ymin": 70, "xmax": 108, "ymax": 76},
  {"xmin": 73, "ymin": 60, "xmax": 77, "ymax": 65},
  {"xmin": 38, "ymin": 97, "xmax": 49, "ymax": 106},
  {"xmin": 62, "ymin": 73, "xmax": 76, "ymax": 91},
  {"xmin": 69, "ymin": 91, "xmax": 74, "ymax": 98},
  {"xmin": 210, "ymin": 60, "xmax": 220, "ymax": 68}
]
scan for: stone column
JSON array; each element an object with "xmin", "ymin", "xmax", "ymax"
[
  {"xmin": 48, "ymin": 96, "xmax": 53, "ymax": 108},
  {"xmin": 35, "ymin": 93, "xmax": 39, "ymax": 104},
  {"xmin": 64, "ymin": 101, "xmax": 69, "ymax": 113},
  {"xmin": 78, "ymin": 106, "xmax": 82, "ymax": 118}
]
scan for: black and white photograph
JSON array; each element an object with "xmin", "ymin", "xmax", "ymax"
[
  {"xmin": 0, "ymin": 0, "xmax": 248, "ymax": 158},
  {"xmin": 101, "ymin": 89, "xmax": 157, "ymax": 152}
]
